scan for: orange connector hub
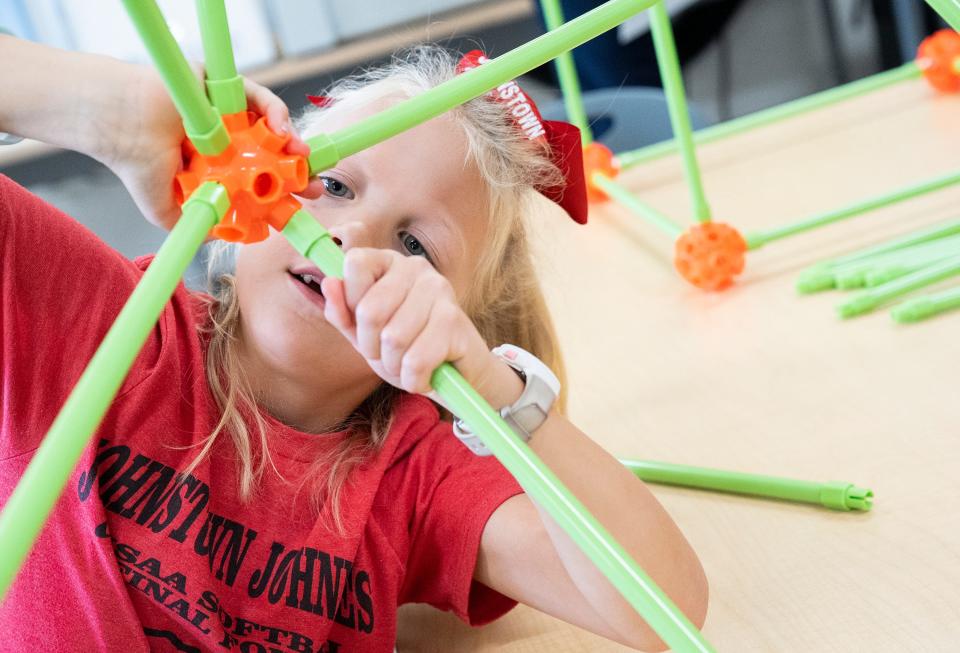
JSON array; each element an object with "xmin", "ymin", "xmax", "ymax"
[
  {"xmin": 582, "ymin": 142, "xmax": 620, "ymax": 202},
  {"xmin": 674, "ymin": 222, "xmax": 747, "ymax": 291},
  {"xmin": 917, "ymin": 29, "xmax": 960, "ymax": 93},
  {"xmin": 175, "ymin": 112, "xmax": 309, "ymax": 243}
]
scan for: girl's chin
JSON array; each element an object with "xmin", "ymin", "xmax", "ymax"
[{"xmin": 242, "ymin": 317, "xmax": 368, "ymax": 375}]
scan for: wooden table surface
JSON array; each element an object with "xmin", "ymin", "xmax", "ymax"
[{"xmin": 397, "ymin": 74, "xmax": 960, "ymax": 652}]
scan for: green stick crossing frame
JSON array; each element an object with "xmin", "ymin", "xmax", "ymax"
[
  {"xmin": 539, "ymin": 0, "xmax": 593, "ymax": 143},
  {"xmin": 305, "ymin": 0, "xmax": 664, "ymax": 175}
]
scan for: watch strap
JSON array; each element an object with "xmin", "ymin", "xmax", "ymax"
[{"xmin": 452, "ymin": 345, "xmax": 560, "ymax": 456}]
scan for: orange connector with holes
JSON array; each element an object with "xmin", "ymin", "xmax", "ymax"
[
  {"xmin": 917, "ymin": 29, "xmax": 960, "ymax": 93},
  {"xmin": 674, "ymin": 223, "xmax": 747, "ymax": 291},
  {"xmin": 582, "ymin": 142, "xmax": 620, "ymax": 202},
  {"xmin": 176, "ymin": 112, "xmax": 309, "ymax": 244}
]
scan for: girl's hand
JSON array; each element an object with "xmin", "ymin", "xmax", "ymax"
[
  {"xmin": 99, "ymin": 67, "xmax": 310, "ymax": 231},
  {"xmin": 320, "ymin": 248, "xmax": 522, "ymax": 407},
  {"xmin": 0, "ymin": 38, "xmax": 307, "ymax": 230}
]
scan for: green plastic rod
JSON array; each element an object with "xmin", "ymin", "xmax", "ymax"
[
  {"xmin": 864, "ymin": 257, "xmax": 953, "ymax": 287},
  {"xmin": 0, "ymin": 182, "xmax": 229, "ymax": 602},
  {"xmin": 746, "ymin": 168, "xmax": 960, "ymax": 250},
  {"xmin": 122, "ymin": 0, "xmax": 230, "ymax": 154},
  {"xmin": 839, "ymin": 233, "xmax": 960, "ymax": 270},
  {"xmin": 649, "ymin": 1, "xmax": 711, "ymax": 223},
  {"xmin": 617, "ymin": 62, "xmax": 920, "ymax": 169},
  {"xmin": 591, "ymin": 172, "xmax": 684, "ymax": 237},
  {"xmin": 833, "ymin": 239, "xmax": 960, "ymax": 290},
  {"xmin": 837, "ymin": 253, "xmax": 960, "ymax": 318},
  {"xmin": 824, "ymin": 236, "xmax": 960, "ymax": 289},
  {"xmin": 925, "ymin": 0, "xmax": 960, "ymax": 32},
  {"xmin": 620, "ymin": 459, "xmax": 873, "ymax": 511},
  {"xmin": 796, "ymin": 222, "xmax": 960, "ymax": 293},
  {"xmin": 306, "ymin": 0, "xmax": 661, "ymax": 175},
  {"xmin": 825, "ymin": 220, "xmax": 960, "ymax": 267},
  {"xmin": 804, "ymin": 221, "xmax": 960, "ymax": 273},
  {"xmin": 859, "ymin": 240, "xmax": 960, "ymax": 286},
  {"xmin": 281, "ymin": 209, "xmax": 714, "ymax": 653},
  {"xmin": 539, "ymin": 0, "xmax": 593, "ymax": 143},
  {"xmin": 891, "ymin": 284, "xmax": 960, "ymax": 322},
  {"xmin": 196, "ymin": 0, "xmax": 246, "ymax": 114}
]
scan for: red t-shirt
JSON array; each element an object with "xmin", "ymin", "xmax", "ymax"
[{"xmin": 0, "ymin": 175, "xmax": 523, "ymax": 652}]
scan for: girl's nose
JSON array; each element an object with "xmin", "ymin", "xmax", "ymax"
[{"xmin": 327, "ymin": 221, "xmax": 371, "ymax": 251}]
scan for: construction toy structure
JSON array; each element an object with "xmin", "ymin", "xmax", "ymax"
[
  {"xmin": 542, "ymin": 0, "xmax": 960, "ymax": 320},
  {"xmin": 9, "ymin": 1, "xmax": 945, "ymax": 650}
]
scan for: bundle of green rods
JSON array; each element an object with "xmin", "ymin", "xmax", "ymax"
[{"xmin": 796, "ymin": 219, "xmax": 960, "ymax": 322}]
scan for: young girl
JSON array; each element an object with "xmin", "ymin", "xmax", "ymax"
[{"xmin": 0, "ymin": 35, "xmax": 707, "ymax": 652}]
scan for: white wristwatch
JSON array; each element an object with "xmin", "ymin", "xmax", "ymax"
[{"xmin": 453, "ymin": 344, "xmax": 561, "ymax": 456}]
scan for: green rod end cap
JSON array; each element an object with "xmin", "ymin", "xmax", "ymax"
[
  {"xmin": 836, "ymin": 295, "xmax": 877, "ymax": 319},
  {"xmin": 864, "ymin": 269, "xmax": 899, "ymax": 287},
  {"xmin": 188, "ymin": 119, "xmax": 232, "ymax": 156},
  {"xmin": 283, "ymin": 209, "xmax": 329, "ymax": 252},
  {"xmin": 796, "ymin": 270, "xmax": 836, "ymax": 294},
  {"xmin": 307, "ymin": 133, "xmax": 340, "ymax": 176},
  {"xmin": 890, "ymin": 298, "xmax": 934, "ymax": 323},
  {"xmin": 206, "ymin": 76, "xmax": 247, "ymax": 115},
  {"xmin": 282, "ymin": 209, "xmax": 345, "ymax": 279},
  {"xmin": 835, "ymin": 270, "xmax": 866, "ymax": 290},
  {"xmin": 820, "ymin": 481, "xmax": 874, "ymax": 511},
  {"xmin": 183, "ymin": 181, "xmax": 230, "ymax": 218}
]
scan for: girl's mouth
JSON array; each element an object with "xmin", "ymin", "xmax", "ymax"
[{"xmin": 289, "ymin": 270, "xmax": 326, "ymax": 308}]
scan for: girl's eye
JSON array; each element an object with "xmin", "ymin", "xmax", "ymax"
[
  {"xmin": 321, "ymin": 176, "xmax": 354, "ymax": 199},
  {"xmin": 400, "ymin": 231, "xmax": 432, "ymax": 263}
]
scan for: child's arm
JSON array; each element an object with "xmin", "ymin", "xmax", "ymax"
[
  {"xmin": 323, "ymin": 248, "xmax": 708, "ymax": 651},
  {"xmin": 0, "ymin": 35, "xmax": 308, "ymax": 230},
  {"xmin": 474, "ymin": 411, "xmax": 709, "ymax": 651}
]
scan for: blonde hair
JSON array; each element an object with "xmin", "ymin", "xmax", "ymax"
[{"xmin": 193, "ymin": 45, "xmax": 568, "ymax": 530}]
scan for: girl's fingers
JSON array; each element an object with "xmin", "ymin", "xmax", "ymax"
[
  {"xmin": 378, "ymin": 273, "xmax": 440, "ymax": 376},
  {"xmin": 333, "ymin": 248, "xmax": 468, "ymax": 393},
  {"xmin": 320, "ymin": 277, "xmax": 354, "ymax": 340},
  {"xmin": 352, "ymin": 263, "xmax": 415, "ymax": 361},
  {"xmin": 400, "ymin": 302, "xmax": 465, "ymax": 394},
  {"xmin": 243, "ymin": 77, "xmax": 310, "ymax": 157},
  {"xmin": 285, "ymin": 132, "xmax": 311, "ymax": 157},
  {"xmin": 244, "ymin": 77, "xmax": 288, "ymax": 131},
  {"xmin": 342, "ymin": 248, "xmax": 393, "ymax": 313},
  {"xmin": 297, "ymin": 177, "xmax": 326, "ymax": 200}
]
